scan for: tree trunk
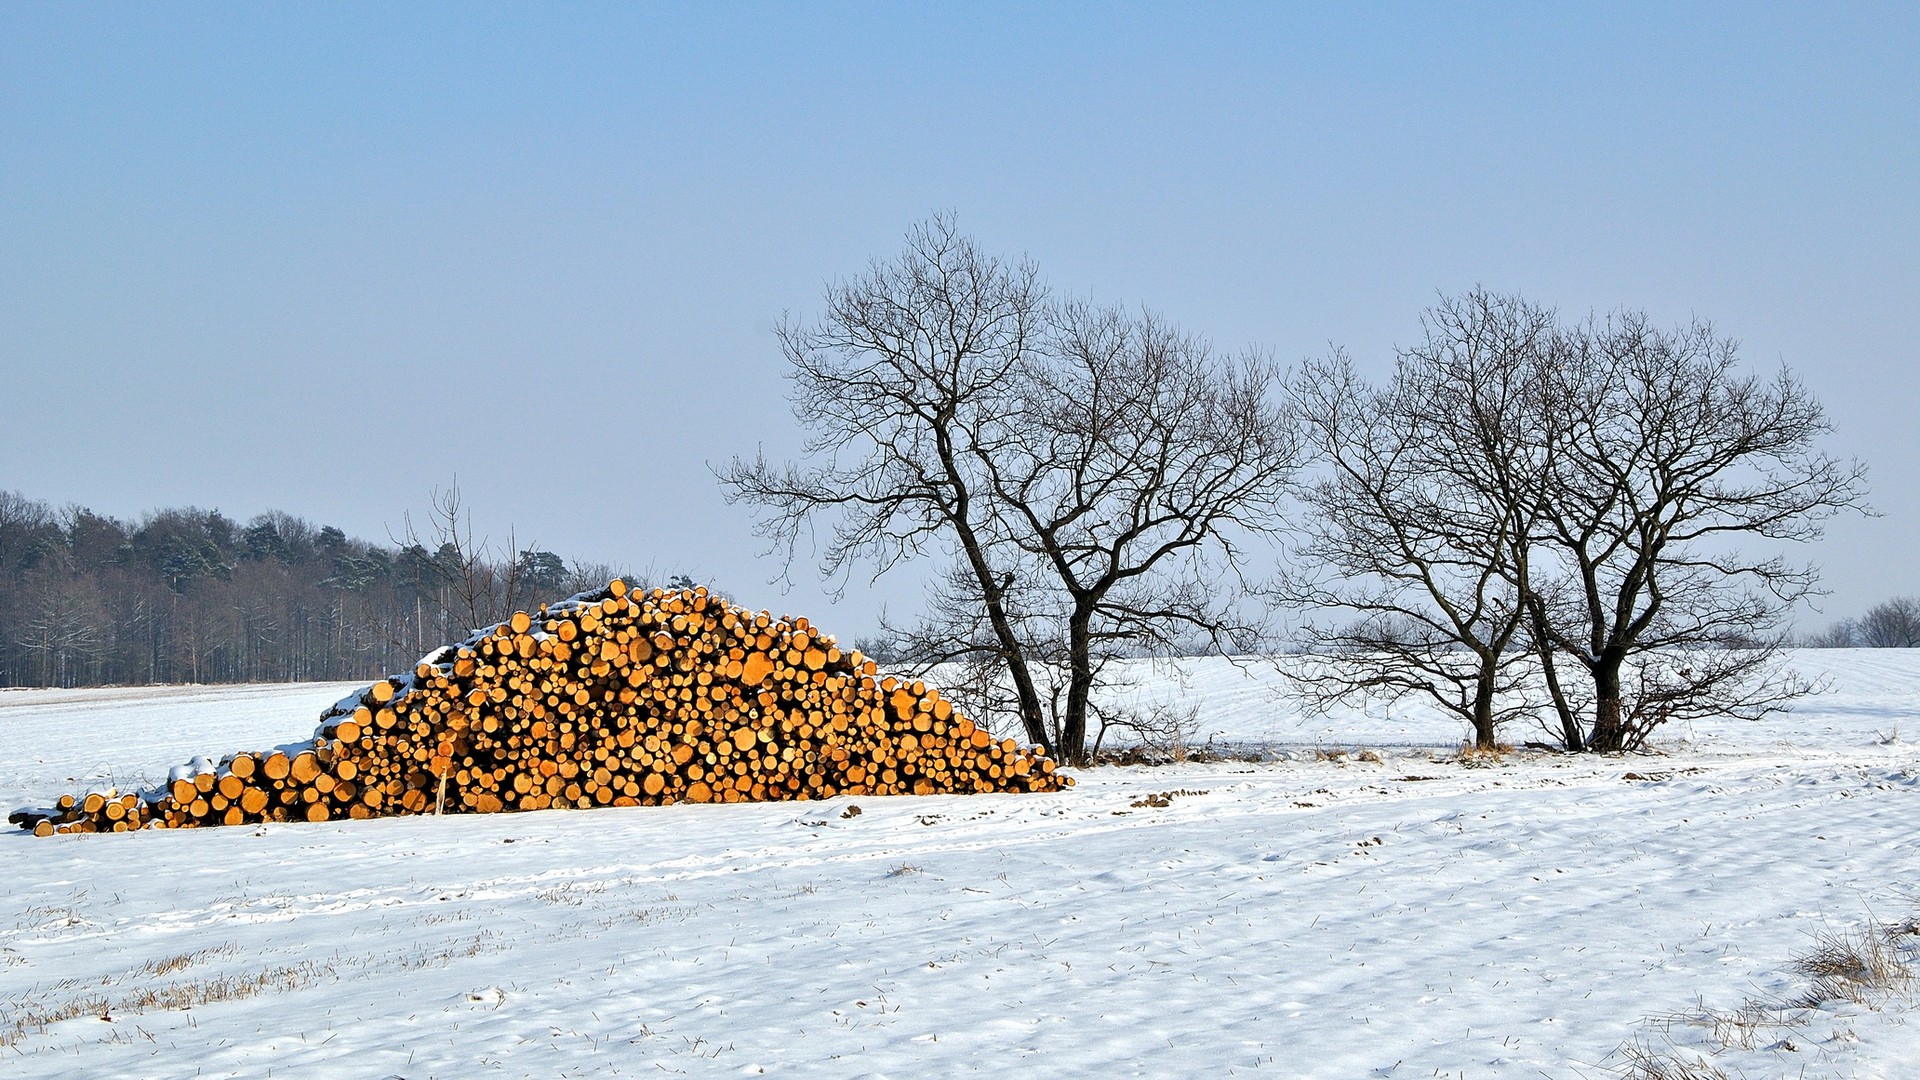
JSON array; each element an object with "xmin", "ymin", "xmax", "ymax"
[
  {"xmin": 988, "ymin": 608, "xmax": 1050, "ymax": 755},
  {"xmin": 952, "ymin": 556, "xmax": 1046, "ymax": 754},
  {"xmin": 1470, "ymin": 654, "xmax": 1499, "ymax": 749},
  {"xmin": 1533, "ymin": 633, "xmax": 1583, "ymax": 751},
  {"xmin": 1586, "ymin": 652, "xmax": 1626, "ymax": 752},
  {"xmin": 1060, "ymin": 608, "xmax": 1096, "ymax": 766}
]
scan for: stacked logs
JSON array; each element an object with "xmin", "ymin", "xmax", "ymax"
[{"xmin": 12, "ymin": 581, "xmax": 1071, "ymax": 836}]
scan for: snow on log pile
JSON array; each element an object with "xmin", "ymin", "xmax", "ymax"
[{"xmin": 9, "ymin": 580, "xmax": 1070, "ymax": 836}]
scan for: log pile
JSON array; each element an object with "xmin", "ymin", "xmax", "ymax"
[{"xmin": 11, "ymin": 581, "xmax": 1070, "ymax": 836}]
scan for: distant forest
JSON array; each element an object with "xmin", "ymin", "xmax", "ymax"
[{"xmin": 0, "ymin": 489, "xmax": 674, "ymax": 688}]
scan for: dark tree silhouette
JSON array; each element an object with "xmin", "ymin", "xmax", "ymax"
[
  {"xmin": 1280, "ymin": 291, "xmax": 1557, "ymax": 749},
  {"xmin": 1281, "ymin": 292, "xmax": 1868, "ymax": 751},
  {"xmin": 720, "ymin": 216, "xmax": 1301, "ymax": 764}
]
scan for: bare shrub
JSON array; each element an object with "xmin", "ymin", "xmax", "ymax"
[
  {"xmin": 1608, "ymin": 1038, "xmax": 1731, "ymax": 1080},
  {"xmin": 1615, "ymin": 908, "xmax": 1919, "ymax": 1074},
  {"xmin": 1789, "ymin": 921, "xmax": 1914, "ymax": 1006},
  {"xmin": 1452, "ymin": 741, "xmax": 1516, "ymax": 768},
  {"xmin": 1090, "ymin": 700, "xmax": 1203, "ymax": 763},
  {"xmin": 0, "ymin": 958, "xmax": 332, "ymax": 1047},
  {"xmin": 1647, "ymin": 998, "xmax": 1803, "ymax": 1054}
]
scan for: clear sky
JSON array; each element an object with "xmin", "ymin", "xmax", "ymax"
[{"xmin": 3, "ymin": 3, "xmax": 1915, "ymax": 637}]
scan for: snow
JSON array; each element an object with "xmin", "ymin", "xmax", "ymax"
[{"xmin": 2, "ymin": 652, "xmax": 1918, "ymax": 1077}]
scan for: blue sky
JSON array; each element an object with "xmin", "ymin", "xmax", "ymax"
[{"xmin": 3, "ymin": 3, "xmax": 1915, "ymax": 634}]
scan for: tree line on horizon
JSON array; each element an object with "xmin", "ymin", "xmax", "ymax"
[
  {"xmin": 0, "ymin": 486, "xmax": 669, "ymax": 689},
  {"xmin": 1, "ymin": 480, "xmax": 1904, "ymax": 693}
]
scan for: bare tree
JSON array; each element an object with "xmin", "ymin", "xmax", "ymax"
[
  {"xmin": 1280, "ymin": 291, "xmax": 1556, "ymax": 749},
  {"xmin": 1856, "ymin": 597, "xmax": 1920, "ymax": 647},
  {"xmin": 1800, "ymin": 617, "xmax": 1858, "ymax": 648},
  {"xmin": 719, "ymin": 214, "xmax": 1053, "ymax": 748},
  {"xmin": 1525, "ymin": 311, "xmax": 1869, "ymax": 750},
  {"xmin": 976, "ymin": 300, "xmax": 1297, "ymax": 760},
  {"xmin": 719, "ymin": 216, "xmax": 1300, "ymax": 764},
  {"xmin": 15, "ymin": 560, "xmax": 107, "ymax": 687},
  {"xmin": 1282, "ymin": 293, "xmax": 1867, "ymax": 753},
  {"xmin": 395, "ymin": 480, "xmax": 535, "ymax": 640}
]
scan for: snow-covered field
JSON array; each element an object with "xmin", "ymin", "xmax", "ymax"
[{"xmin": 3, "ymin": 652, "xmax": 1918, "ymax": 1078}]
